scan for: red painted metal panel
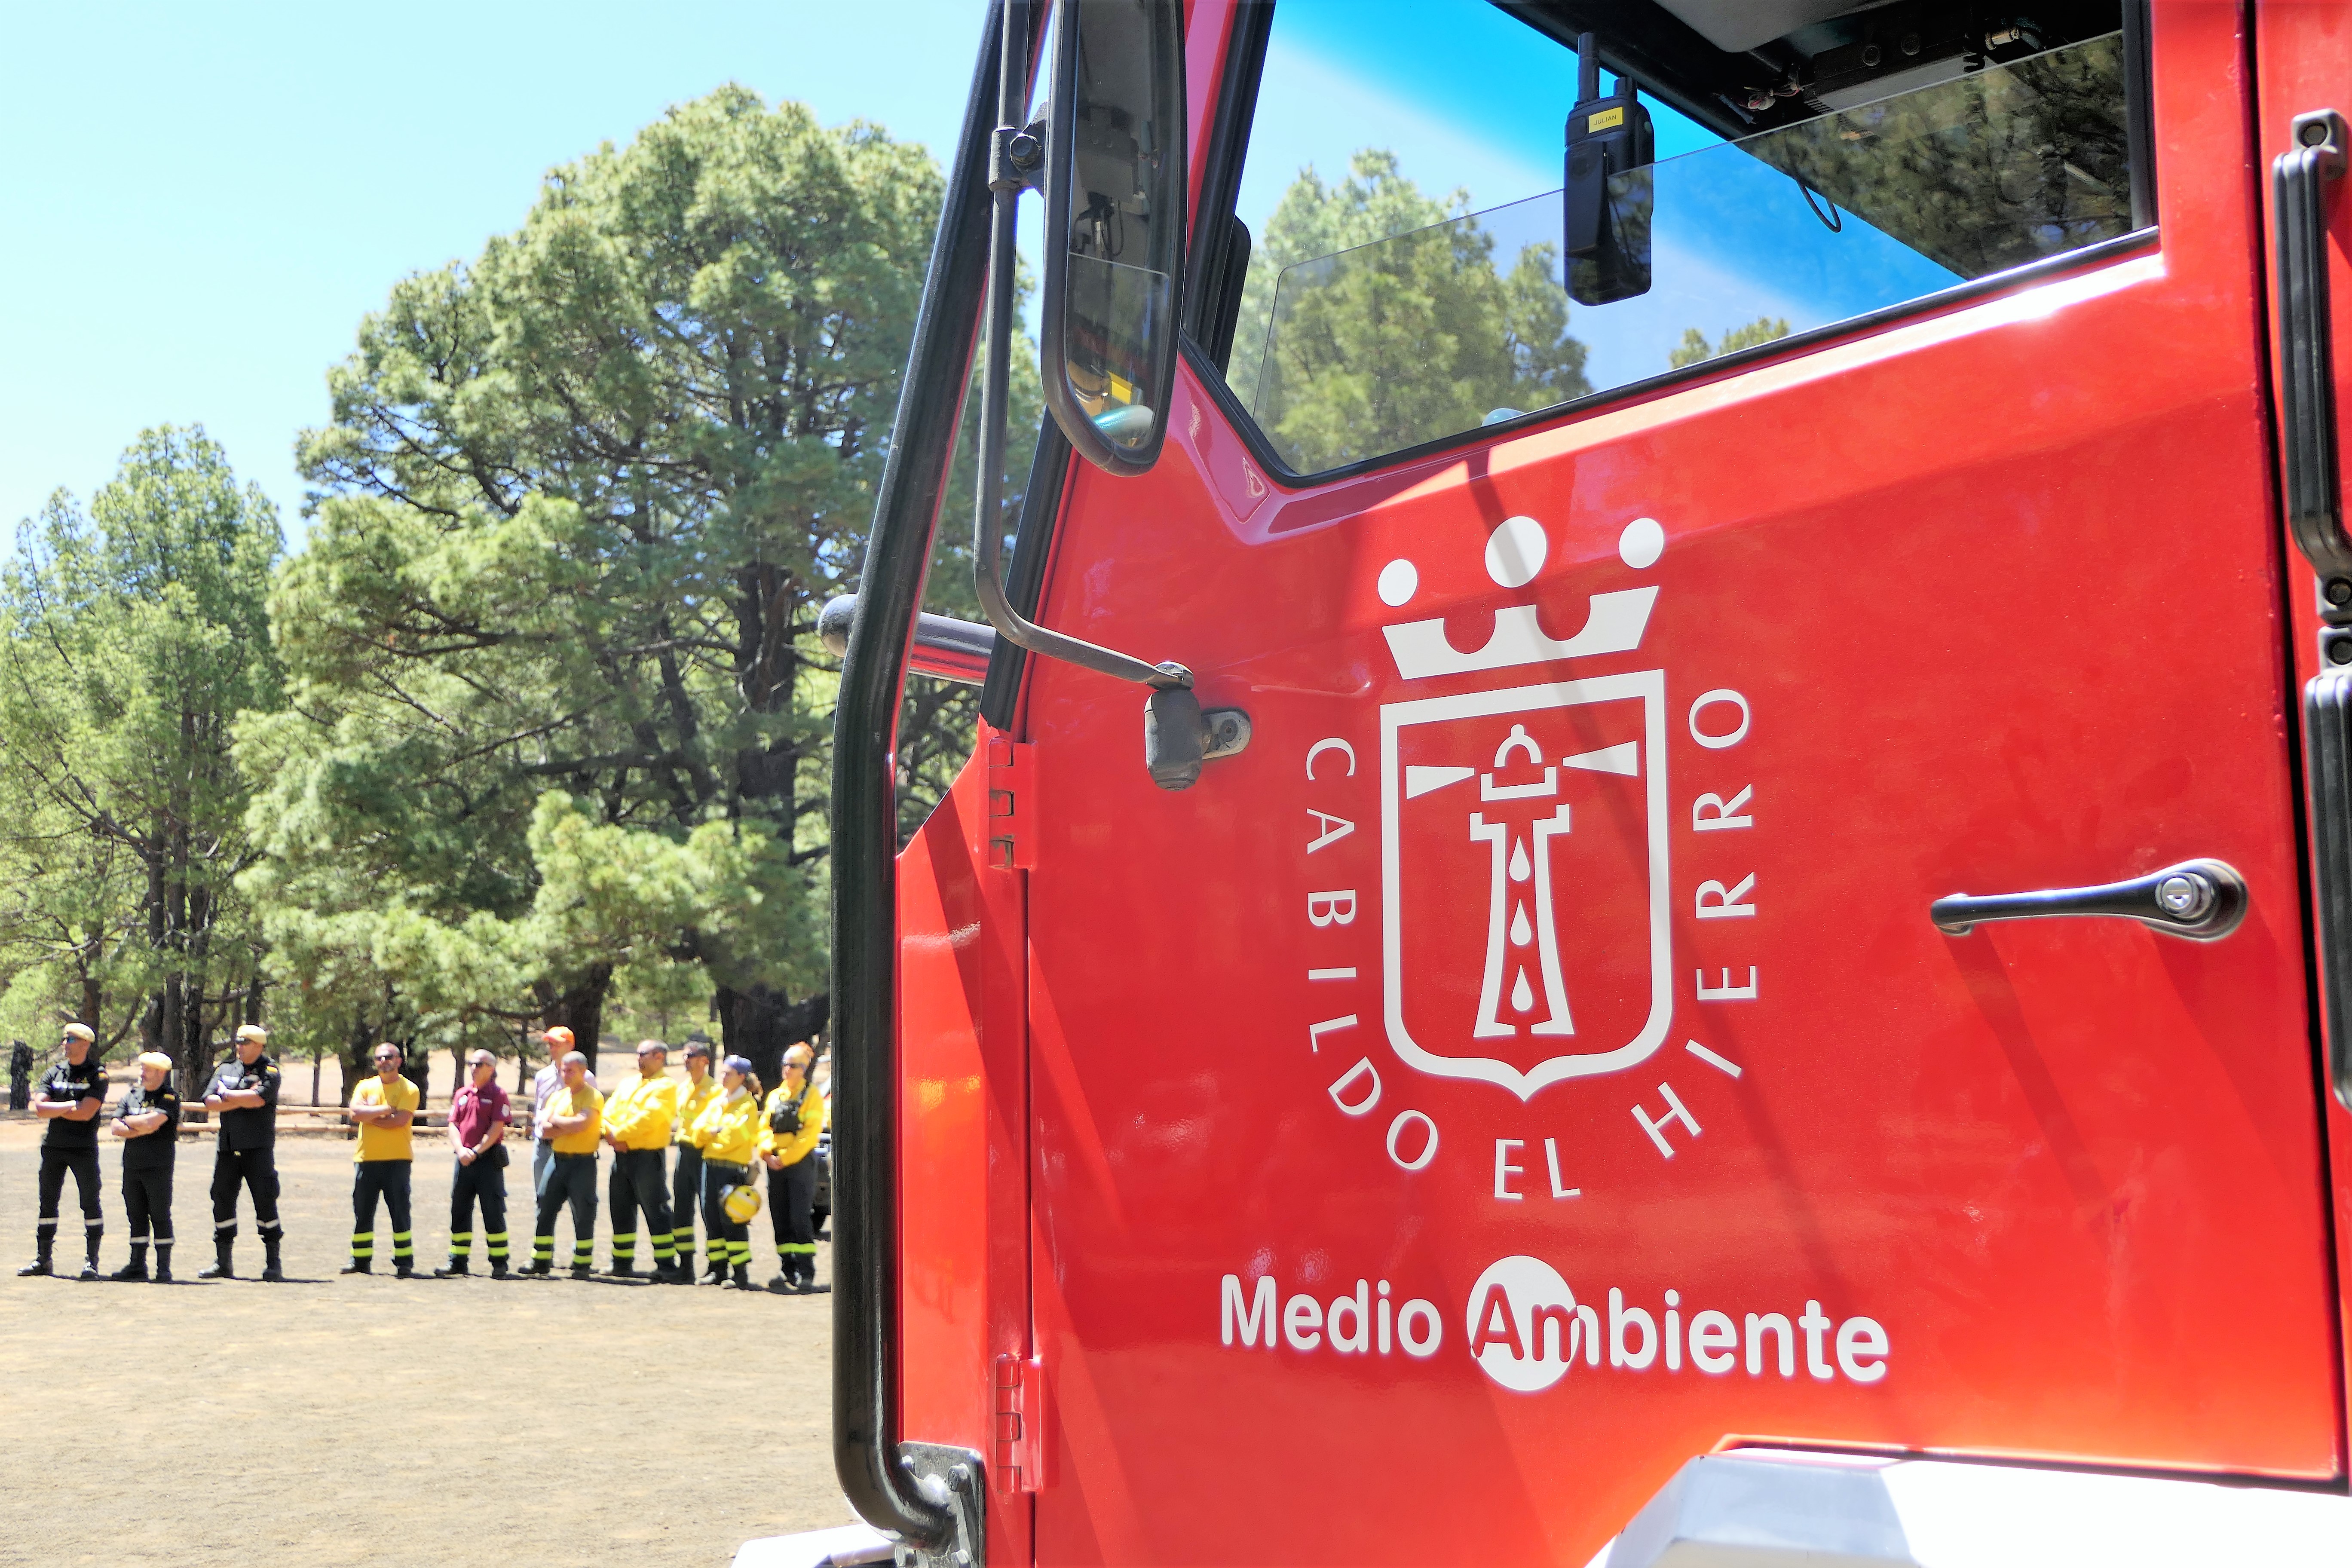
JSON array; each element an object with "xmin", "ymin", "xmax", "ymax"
[
  {"xmin": 898, "ymin": 734, "xmax": 1035, "ymax": 1564},
  {"xmin": 1001, "ymin": 3, "xmax": 2342, "ymax": 1562}
]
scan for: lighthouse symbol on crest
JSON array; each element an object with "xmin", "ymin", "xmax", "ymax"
[{"xmin": 1377, "ymin": 514, "xmax": 1674, "ymax": 1101}]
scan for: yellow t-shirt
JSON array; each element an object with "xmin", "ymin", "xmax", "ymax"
[
  {"xmin": 603, "ymin": 1073, "xmax": 680, "ymax": 1151},
  {"xmin": 544, "ymin": 1083, "xmax": 605, "ymax": 1155},
  {"xmin": 350, "ymin": 1073, "xmax": 421, "ymax": 1162}
]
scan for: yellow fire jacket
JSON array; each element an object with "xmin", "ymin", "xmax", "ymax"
[
  {"xmin": 603, "ymin": 1073, "xmax": 679, "ymax": 1152},
  {"xmin": 694, "ymin": 1087, "xmax": 763, "ymax": 1166},
  {"xmin": 757, "ymin": 1081, "xmax": 826, "ymax": 1166},
  {"xmin": 674, "ymin": 1075, "xmax": 720, "ymax": 1149}
]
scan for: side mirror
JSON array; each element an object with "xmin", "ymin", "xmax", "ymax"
[
  {"xmin": 1563, "ymin": 33, "xmax": 1653, "ymax": 306},
  {"xmin": 1040, "ymin": 0, "xmax": 1188, "ymax": 475}
]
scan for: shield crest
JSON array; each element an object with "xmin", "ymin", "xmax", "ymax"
[{"xmin": 1380, "ymin": 670, "xmax": 1671, "ymax": 1099}]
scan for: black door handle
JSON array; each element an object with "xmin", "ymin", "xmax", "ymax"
[{"xmin": 1930, "ymin": 860, "xmax": 2248, "ymax": 941}]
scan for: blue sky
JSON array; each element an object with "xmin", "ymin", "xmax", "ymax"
[{"xmin": 0, "ymin": 0, "xmax": 993, "ymax": 546}]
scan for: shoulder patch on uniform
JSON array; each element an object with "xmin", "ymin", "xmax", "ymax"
[{"xmin": 264, "ymin": 1066, "xmax": 279, "ymax": 1077}]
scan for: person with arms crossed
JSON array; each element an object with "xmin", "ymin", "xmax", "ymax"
[
  {"xmin": 759, "ymin": 1042, "xmax": 830, "ymax": 1294},
  {"xmin": 529, "ymin": 1050, "xmax": 603, "ymax": 1279},
  {"xmin": 670, "ymin": 1039, "xmax": 719, "ymax": 1276},
  {"xmin": 528, "ymin": 1026, "xmax": 593, "ymax": 1197},
  {"xmin": 693, "ymin": 1055, "xmax": 764, "ymax": 1289},
  {"xmin": 437, "ymin": 1049, "xmax": 511, "ymax": 1278},
  {"xmin": 20, "ymin": 1022, "xmax": 108, "ymax": 1279},
  {"xmin": 344, "ymin": 1043, "xmax": 421, "ymax": 1277},
  {"xmin": 109, "ymin": 1051, "xmax": 181, "ymax": 1282},
  {"xmin": 602, "ymin": 1040, "xmax": 683, "ymax": 1280},
  {"xmin": 202, "ymin": 1023, "xmax": 284, "ymax": 1280}
]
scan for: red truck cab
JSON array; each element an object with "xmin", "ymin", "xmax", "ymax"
[{"xmin": 804, "ymin": 3, "xmax": 2352, "ymax": 1564}]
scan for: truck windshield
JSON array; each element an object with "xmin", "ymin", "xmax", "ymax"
[{"xmin": 1217, "ymin": 21, "xmax": 2136, "ymax": 478}]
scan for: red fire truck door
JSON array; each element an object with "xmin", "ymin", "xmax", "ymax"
[{"xmin": 1012, "ymin": 4, "xmax": 2340, "ymax": 1563}]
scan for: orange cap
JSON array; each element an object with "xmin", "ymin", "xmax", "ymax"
[{"xmin": 540, "ymin": 1025, "xmax": 575, "ymax": 1048}]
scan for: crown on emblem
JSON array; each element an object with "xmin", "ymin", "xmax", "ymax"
[{"xmin": 1378, "ymin": 515, "xmax": 1663, "ymax": 681}]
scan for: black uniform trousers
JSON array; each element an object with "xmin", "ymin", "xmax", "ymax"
[
  {"xmin": 448, "ymin": 1155, "xmax": 508, "ymax": 1262},
  {"xmin": 701, "ymin": 1158, "xmax": 751, "ymax": 1273},
  {"xmin": 533, "ymin": 1152, "xmax": 598, "ymax": 1269},
  {"xmin": 351, "ymin": 1160, "xmax": 413, "ymax": 1265},
  {"xmin": 606, "ymin": 1147, "xmax": 674, "ymax": 1268},
  {"xmin": 37, "ymin": 1146, "xmax": 102, "ymax": 1263},
  {"xmin": 210, "ymin": 1145, "xmax": 282, "ymax": 1244},
  {"xmin": 671, "ymin": 1144, "xmax": 703, "ymax": 1259},
  {"xmin": 122, "ymin": 1166, "xmax": 174, "ymax": 1243},
  {"xmin": 768, "ymin": 1156, "xmax": 818, "ymax": 1279}
]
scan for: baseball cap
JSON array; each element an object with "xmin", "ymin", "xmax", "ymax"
[
  {"xmin": 136, "ymin": 1051, "xmax": 172, "ymax": 1073},
  {"xmin": 541, "ymin": 1025, "xmax": 576, "ymax": 1048},
  {"xmin": 722, "ymin": 1055, "xmax": 755, "ymax": 1077},
  {"xmin": 61, "ymin": 1023, "xmax": 94, "ymax": 1044}
]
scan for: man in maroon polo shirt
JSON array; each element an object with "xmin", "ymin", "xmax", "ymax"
[{"xmin": 436, "ymin": 1050, "xmax": 512, "ymax": 1277}]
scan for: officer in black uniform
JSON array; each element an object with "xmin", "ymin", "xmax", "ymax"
[
  {"xmin": 20, "ymin": 1022, "xmax": 108, "ymax": 1279},
  {"xmin": 202, "ymin": 1023, "xmax": 284, "ymax": 1280},
  {"xmin": 110, "ymin": 1050, "xmax": 181, "ymax": 1281}
]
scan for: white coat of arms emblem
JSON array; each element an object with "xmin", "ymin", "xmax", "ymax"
[{"xmin": 1376, "ymin": 516, "xmax": 1670, "ymax": 1100}]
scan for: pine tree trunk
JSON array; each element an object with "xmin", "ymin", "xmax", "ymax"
[
  {"xmin": 714, "ymin": 985, "xmax": 829, "ymax": 1088},
  {"xmin": 536, "ymin": 963, "xmax": 616, "ymax": 1074}
]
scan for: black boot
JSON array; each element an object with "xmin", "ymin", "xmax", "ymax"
[
  {"xmin": 489, "ymin": 1259, "xmax": 510, "ymax": 1279},
  {"xmin": 434, "ymin": 1257, "xmax": 470, "ymax": 1278},
  {"xmin": 261, "ymin": 1238, "xmax": 284, "ymax": 1283},
  {"xmin": 153, "ymin": 1244, "xmax": 173, "ymax": 1284},
  {"xmin": 609, "ymin": 1259, "xmax": 635, "ymax": 1277},
  {"xmin": 199, "ymin": 1239, "xmax": 234, "ymax": 1280},
  {"xmin": 524, "ymin": 1258, "xmax": 551, "ymax": 1276},
  {"xmin": 18, "ymin": 1241, "xmax": 52, "ymax": 1277},
  {"xmin": 729, "ymin": 1262, "xmax": 753, "ymax": 1289},
  {"xmin": 111, "ymin": 1245, "xmax": 150, "ymax": 1282},
  {"xmin": 340, "ymin": 1258, "xmax": 372, "ymax": 1275}
]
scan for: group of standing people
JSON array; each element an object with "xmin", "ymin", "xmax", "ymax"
[
  {"xmin": 19, "ymin": 1020, "xmax": 284, "ymax": 1282},
  {"xmin": 511, "ymin": 1028, "xmax": 829, "ymax": 1292},
  {"xmin": 15, "ymin": 1020, "xmax": 827, "ymax": 1294}
]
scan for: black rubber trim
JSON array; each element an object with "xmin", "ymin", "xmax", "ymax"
[
  {"xmin": 829, "ymin": 0, "xmax": 1005, "ymax": 1545},
  {"xmin": 978, "ymin": 421, "xmax": 1074, "ymax": 729},
  {"xmin": 1184, "ymin": 227, "xmax": 2159, "ymax": 494},
  {"xmin": 2122, "ymin": 0, "xmax": 2157, "ymax": 230},
  {"xmin": 2305, "ymin": 671, "xmax": 2352, "ymax": 1111},
  {"xmin": 1180, "ymin": 0, "xmax": 1274, "ymax": 348}
]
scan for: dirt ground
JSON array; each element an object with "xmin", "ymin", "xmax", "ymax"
[{"xmin": 0, "ymin": 1115, "xmax": 856, "ymax": 1568}]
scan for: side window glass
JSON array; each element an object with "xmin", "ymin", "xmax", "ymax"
[{"xmin": 1210, "ymin": 0, "xmax": 2142, "ymax": 479}]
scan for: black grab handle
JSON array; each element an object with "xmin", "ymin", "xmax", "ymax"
[
  {"xmin": 2278, "ymin": 109, "xmax": 2352, "ymax": 1111},
  {"xmin": 2278, "ymin": 110, "xmax": 2351, "ymax": 577}
]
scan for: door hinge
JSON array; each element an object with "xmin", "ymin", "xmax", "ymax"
[
  {"xmin": 986, "ymin": 737, "xmax": 1037, "ymax": 872},
  {"xmin": 992, "ymin": 1353, "xmax": 1045, "ymax": 1494}
]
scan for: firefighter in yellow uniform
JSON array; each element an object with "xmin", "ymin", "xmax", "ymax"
[
  {"xmin": 691, "ymin": 1056, "xmax": 764, "ymax": 1288},
  {"xmin": 344, "ymin": 1043, "xmax": 422, "ymax": 1277},
  {"xmin": 529, "ymin": 1051, "xmax": 603, "ymax": 1278},
  {"xmin": 669, "ymin": 1040, "xmax": 720, "ymax": 1275},
  {"xmin": 601, "ymin": 1040, "xmax": 683, "ymax": 1281},
  {"xmin": 758, "ymin": 1043, "xmax": 829, "ymax": 1294}
]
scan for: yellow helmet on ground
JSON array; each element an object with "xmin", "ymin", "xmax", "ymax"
[{"xmin": 723, "ymin": 1182, "xmax": 763, "ymax": 1224}]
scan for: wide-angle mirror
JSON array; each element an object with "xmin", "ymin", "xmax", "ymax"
[{"xmin": 1040, "ymin": 0, "xmax": 1188, "ymax": 475}]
